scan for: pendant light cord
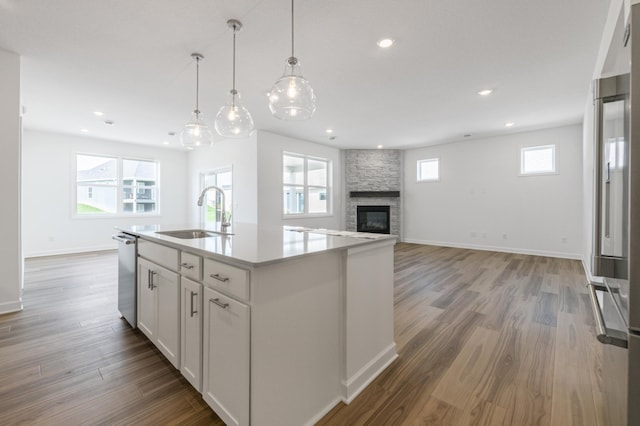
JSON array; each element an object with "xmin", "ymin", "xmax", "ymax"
[
  {"xmin": 195, "ymin": 56, "xmax": 200, "ymax": 116},
  {"xmin": 232, "ymin": 27, "xmax": 237, "ymax": 93},
  {"xmin": 291, "ymin": 0, "xmax": 295, "ymax": 58}
]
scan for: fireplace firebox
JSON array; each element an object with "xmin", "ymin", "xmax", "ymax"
[{"xmin": 357, "ymin": 205, "xmax": 390, "ymax": 234}]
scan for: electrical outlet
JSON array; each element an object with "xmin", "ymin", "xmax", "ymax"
[
  {"xmin": 502, "ymin": 233, "xmax": 508, "ymax": 240},
  {"xmin": 562, "ymin": 237, "xmax": 567, "ymax": 243}
]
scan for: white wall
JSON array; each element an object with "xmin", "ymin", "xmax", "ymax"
[
  {"xmin": 403, "ymin": 125, "xmax": 583, "ymax": 258},
  {"xmin": 257, "ymin": 131, "xmax": 343, "ymax": 229},
  {"xmin": 22, "ymin": 130, "xmax": 189, "ymax": 256},
  {"xmin": 0, "ymin": 48, "xmax": 22, "ymax": 314},
  {"xmin": 187, "ymin": 134, "xmax": 258, "ymax": 225}
]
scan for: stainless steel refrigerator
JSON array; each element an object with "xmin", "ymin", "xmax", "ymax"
[{"xmin": 589, "ymin": 4, "xmax": 640, "ymax": 425}]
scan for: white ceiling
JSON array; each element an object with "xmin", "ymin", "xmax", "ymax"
[{"xmin": 0, "ymin": 0, "xmax": 610, "ymax": 150}]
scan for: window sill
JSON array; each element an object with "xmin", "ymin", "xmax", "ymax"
[{"xmin": 72, "ymin": 213, "xmax": 162, "ymax": 220}]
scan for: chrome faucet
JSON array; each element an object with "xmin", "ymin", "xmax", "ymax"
[{"xmin": 197, "ymin": 185, "xmax": 231, "ymax": 231}]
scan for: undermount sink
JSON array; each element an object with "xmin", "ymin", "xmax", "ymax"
[{"xmin": 156, "ymin": 229, "xmax": 233, "ymax": 239}]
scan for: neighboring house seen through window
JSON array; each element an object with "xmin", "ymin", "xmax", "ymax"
[
  {"xmin": 76, "ymin": 154, "xmax": 158, "ymax": 216},
  {"xmin": 283, "ymin": 153, "xmax": 330, "ymax": 216}
]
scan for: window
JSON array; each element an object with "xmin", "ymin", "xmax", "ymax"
[
  {"xmin": 283, "ymin": 153, "xmax": 331, "ymax": 216},
  {"xmin": 76, "ymin": 154, "xmax": 158, "ymax": 216},
  {"xmin": 200, "ymin": 168, "xmax": 232, "ymax": 225},
  {"xmin": 417, "ymin": 158, "xmax": 439, "ymax": 181},
  {"xmin": 520, "ymin": 145, "xmax": 556, "ymax": 175}
]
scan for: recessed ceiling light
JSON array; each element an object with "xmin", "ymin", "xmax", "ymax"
[
  {"xmin": 104, "ymin": 120, "xmax": 114, "ymax": 126},
  {"xmin": 377, "ymin": 144, "xmax": 384, "ymax": 149},
  {"xmin": 80, "ymin": 128, "xmax": 89, "ymax": 133},
  {"xmin": 329, "ymin": 136, "xmax": 336, "ymax": 141},
  {"xmin": 477, "ymin": 89, "xmax": 492, "ymax": 96},
  {"xmin": 377, "ymin": 38, "xmax": 394, "ymax": 48},
  {"xmin": 93, "ymin": 111, "xmax": 104, "ymax": 116},
  {"xmin": 325, "ymin": 128, "xmax": 334, "ymax": 134},
  {"xmin": 162, "ymin": 141, "xmax": 170, "ymax": 145},
  {"xmin": 505, "ymin": 122, "xmax": 515, "ymax": 127}
]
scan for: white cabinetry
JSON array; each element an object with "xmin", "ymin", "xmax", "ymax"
[
  {"xmin": 203, "ymin": 287, "xmax": 250, "ymax": 426},
  {"xmin": 137, "ymin": 257, "xmax": 180, "ymax": 368},
  {"xmin": 180, "ymin": 276, "xmax": 202, "ymax": 391}
]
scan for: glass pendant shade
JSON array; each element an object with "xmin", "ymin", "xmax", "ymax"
[
  {"xmin": 182, "ymin": 53, "xmax": 213, "ymax": 149},
  {"xmin": 181, "ymin": 110, "xmax": 214, "ymax": 149},
  {"xmin": 215, "ymin": 90, "xmax": 254, "ymax": 138},
  {"xmin": 214, "ymin": 19, "xmax": 254, "ymax": 139},
  {"xmin": 268, "ymin": 57, "xmax": 316, "ymax": 120}
]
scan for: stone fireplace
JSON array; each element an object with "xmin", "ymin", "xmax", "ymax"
[{"xmin": 345, "ymin": 150, "xmax": 402, "ymax": 237}]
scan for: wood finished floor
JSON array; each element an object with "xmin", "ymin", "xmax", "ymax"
[{"xmin": 0, "ymin": 244, "xmax": 604, "ymax": 425}]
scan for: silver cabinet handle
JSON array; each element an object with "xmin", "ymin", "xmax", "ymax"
[
  {"xmin": 149, "ymin": 270, "xmax": 157, "ymax": 290},
  {"xmin": 210, "ymin": 298, "xmax": 229, "ymax": 309},
  {"xmin": 210, "ymin": 273, "xmax": 229, "ymax": 283},
  {"xmin": 190, "ymin": 291, "xmax": 198, "ymax": 317},
  {"xmin": 112, "ymin": 234, "xmax": 136, "ymax": 245},
  {"xmin": 181, "ymin": 262, "xmax": 194, "ymax": 270},
  {"xmin": 587, "ymin": 283, "xmax": 627, "ymax": 348}
]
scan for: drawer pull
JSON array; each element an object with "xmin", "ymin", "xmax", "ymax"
[
  {"xmin": 190, "ymin": 291, "xmax": 198, "ymax": 317},
  {"xmin": 149, "ymin": 270, "xmax": 157, "ymax": 290},
  {"xmin": 181, "ymin": 262, "xmax": 195, "ymax": 270},
  {"xmin": 210, "ymin": 298, "xmax": 229, "ymax": 309},
  {"xmin": 210, "ymin": 273, "xmax": 230, "ymax": 283}
]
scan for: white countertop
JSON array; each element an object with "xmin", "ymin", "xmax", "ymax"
[{"xmin": 116, "ymin": 223, "xmax": 397, "ymax": 266}]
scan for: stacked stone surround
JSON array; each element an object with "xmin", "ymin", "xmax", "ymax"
[{"xmin": 345, "ymin": 150, "xmax": 402, "ymax": 237}]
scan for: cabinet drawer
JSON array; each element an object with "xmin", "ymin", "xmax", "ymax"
[
  {"xmin": 180, "ymin": 251, "xmax": 202, "ymax": 281},
  {"xmin": 203, "ymin": 258, "xmax": 250, "ymax": 301},
  {"xmin": 138, "ymin": 239, "xmax": 179, "ymax": 271}
]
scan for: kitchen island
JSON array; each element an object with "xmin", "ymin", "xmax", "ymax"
[{"xmin": 118, "ymin": 223, "xmax": 397, "ymax": 426}]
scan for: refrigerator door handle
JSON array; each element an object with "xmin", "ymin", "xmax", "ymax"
[{"xmin": 588, "ymin": 283, "xmax": 628, "ymax": 348}]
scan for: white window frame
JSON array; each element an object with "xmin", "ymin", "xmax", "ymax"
[
  {"xmin": 282, "ymin": 152, "xmax": 332, "ymax": 218},
  {"xmin": 417, "ymin": 158, "xmax": 440, "ymax": 182},
  {"xmin": 73, "ymin": 153, "xmax": 160, "ymax": 218},
  {"xmin": 519, "ymin": 144, "xmax": 557, "ymax": 176}
]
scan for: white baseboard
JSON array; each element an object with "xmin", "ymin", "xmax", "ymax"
[
  {"xmin": 24, "ymin": 244, "xmax": 117, "ymax": 259},
  {"xmin": 341, "ymin": 343, "xmax": 398, "ymax": 404},
  {"xmin": 581, "ymin": 256, "xmax": 603, "ymax": 284},
  {"xmin": 304, "ymin": 396, "xmax": 342, "ymax": 426},
  {"xmin": 0, "ymin": 300, "xmax": 23, "ymax": 315},
  {"xmin": 402, "ymin": 238, "xmax": 582, "ymax": 260}
]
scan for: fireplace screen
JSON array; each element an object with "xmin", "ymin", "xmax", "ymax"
[{"xmin": 357, "ymin": 205, "xmax": 390, "ymax": 234}]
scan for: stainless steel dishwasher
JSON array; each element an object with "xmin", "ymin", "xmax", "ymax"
[{"xmin": 112, "ymin": 232, "xmax": 138, "ymax": 328}]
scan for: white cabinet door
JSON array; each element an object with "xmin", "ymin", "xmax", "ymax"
[
  {"xmin": 137, "ymin": 258, "xmax": 156, "ymax": 340},
  {"xmin": 137, "ymin": 257, "xmax": 180, "ymax": 369},
  {"xmin": 203, "ymin": 287, "xmax": 250, "ymax": 426},
  {"xmin": 180, "ymin": 277, "xmax": 202, "ymax": 391},
  {"xmin": 155, "ymin": 264, "xmax": 180, "ymax": 368}
]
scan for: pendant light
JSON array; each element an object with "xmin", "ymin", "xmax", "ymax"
[
  {"xmin": 215, "ymin": 19, "xmax": 255, "ymax": 138},
  {"xmin": 268, "ymin": 0, "xmax": 316, "ymax": 120},
  {"xmin": 181, "ymin": 53, "xmax": 214, "ymax": 149}
]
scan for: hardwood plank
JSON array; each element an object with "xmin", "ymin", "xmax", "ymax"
[
  {"xmin": 550, "ymin": 311, "xmax": 599, "ymax": 426},
  {"xmin": 0, "ymin": 245, "xmax": 606, "ymax": 425}
]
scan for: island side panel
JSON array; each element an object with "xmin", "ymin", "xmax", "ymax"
[
  {"xmin": 342, "ymin": 239, "xmax": 397, "ymax": 402},
  {"xmin": 250, "ymin": 251, "xmax": 342, "ymax": 426}
]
